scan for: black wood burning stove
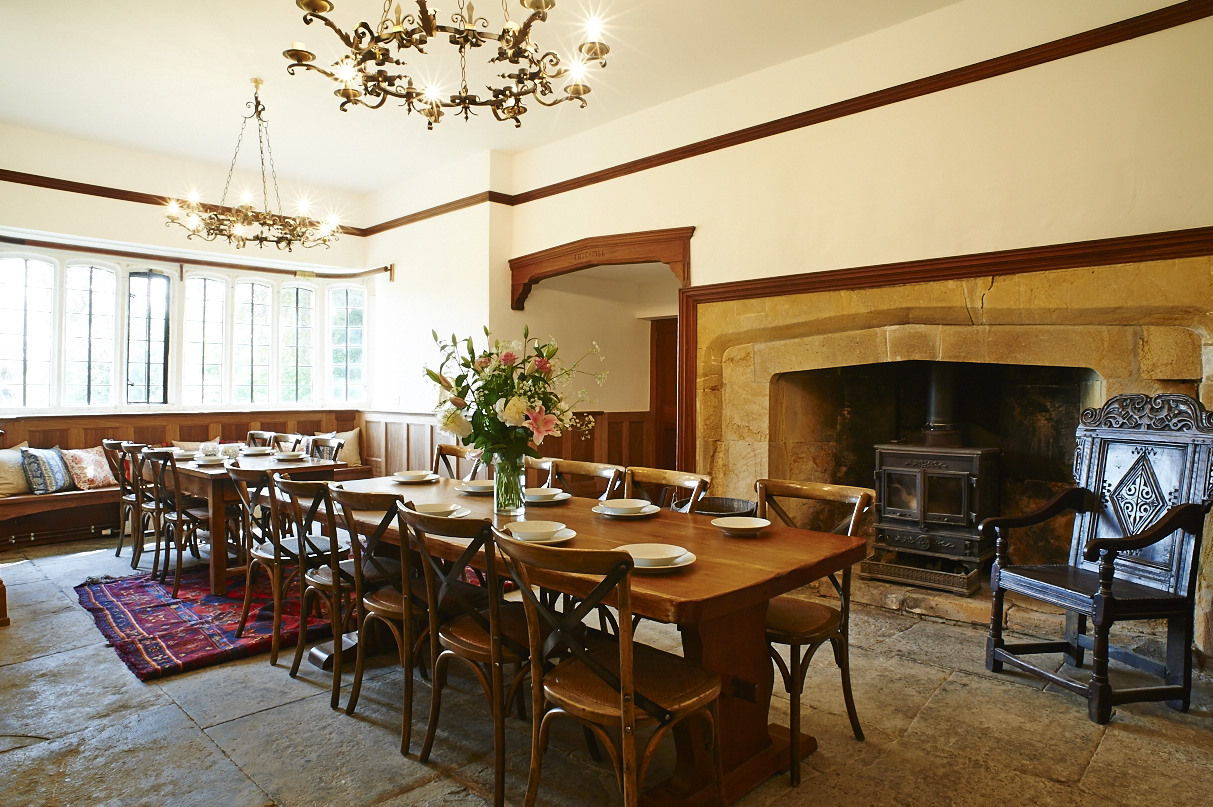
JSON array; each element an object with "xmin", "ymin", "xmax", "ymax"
[{"xmin": 860, "ymin": 364, "xmax": 1001, "ymax": 595}]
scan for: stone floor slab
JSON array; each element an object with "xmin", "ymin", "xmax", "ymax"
[
  {"xmin": 0, "ymin": 554, "xmax": 49, "ymax": 586},
  {"xmin": 0, "ymin": 604, "xmax": 99, "ymax": 665},
  {"xmin": 0, "ymin": 703, "xmax": 271, "ymax": 807}
]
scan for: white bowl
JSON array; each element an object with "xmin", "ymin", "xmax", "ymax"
[
  {"xmin": 524, "ymin": 487, "xmax": 561, "ymax": 501},
  {"xmin": 712, "ymin": 516, "xmax": 771, "ymax": 537},
  {"xmin": 273, "ymin": 451, "xmax": 305, "ymax": 460},
  {"xmin": 412, "ymin": 502, "xmax": 459, "ymax": 517},
  {"xmin": 599, "ymin": 498, "xmax": 650, "ymax": 515},
  {"xmin": 462, "ymin": 479, "xmax": 495, "ymax": 492},
  {"xmin": 241, "ymin": 445, "xmax": 272, "ymax": 456},
  {"xmin": 505, "ymin": 520, "xmax": 565, "ymax": 542},
  {"xmin": 394, "ymin": 469, "xmax": 432, "ymax": 482},
  {"xmin": 620, "ymin": 543, "xmax": 687, "ymax": 567}
]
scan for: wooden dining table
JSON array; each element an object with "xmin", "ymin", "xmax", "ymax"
[
  {"xmin": 173, "ymin": 453, "xmax": 345, "ymax": 595},
  {"xmin": 336, "ymin": 476, "xmax": 867, "ymax": 805}
]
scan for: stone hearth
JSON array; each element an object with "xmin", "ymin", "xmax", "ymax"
[{"xmin": 695, "ymin": 255, "xmax": 1213, "ymax": 651}]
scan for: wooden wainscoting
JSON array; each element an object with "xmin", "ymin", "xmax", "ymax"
[
  {"xmin": 0, "ymin": 409, "xmax": 362, "ymax": 451},
  {"xmin": 358, "ymin": 410, "xmax": 657, "ymax": 479}
]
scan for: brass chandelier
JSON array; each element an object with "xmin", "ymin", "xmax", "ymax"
[
  {"xmin": 165, "ymin": 79, "xmax": 339, "ymax": 250},
  {"xmin": 283, "ymin": 0, "xmax": 609, "ymax": 128}
]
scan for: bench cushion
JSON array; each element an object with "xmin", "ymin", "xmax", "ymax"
[
  {"xmin": 21, "ymin": 446, "xmax": 75, "ymax": 495},
  {"xmin": 0, "ymin": 441, "xmax": 31, "ymax": 496},
  {"xmin": 63, "ymin": 447, "xmax": 118, "ymax": 490}
]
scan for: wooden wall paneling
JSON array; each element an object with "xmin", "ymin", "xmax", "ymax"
[
  {"xmin": 178, "ymin": 424, "xmax": 211, "ymax": 442},
  {"xmin": 363, "ymin": 418, "xmax": 387, "ymax": 477},
  {"xmin": 29, "ymin": 429, "xmax": 70, "ymax": 448},
  {"xmin": 386, "ymin": 421, "xmax": 409, "ymax": 475},
  {"xmin": 82, "ymin": 427, "xmax": 112, "ymax": 447},
  {"xmin": 295, "ymin": 418, "xmax": 325, "ymax": 436},
  {"xmin": 408, "ymin": 422, "xmax": 434, "ymax": 473}
]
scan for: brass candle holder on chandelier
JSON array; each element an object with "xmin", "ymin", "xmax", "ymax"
[
  {"xmin": 165, "ymin": 79, "xmax": 340, "ymax": 251},
  {"xmin": 283, "ymin": 0, "xmax": 609, "ymax": 127}
]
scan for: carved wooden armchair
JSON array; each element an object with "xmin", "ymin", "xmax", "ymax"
[{"xmin": 982, "ymin": 393, "xmax": 1213, "ymax": 724}]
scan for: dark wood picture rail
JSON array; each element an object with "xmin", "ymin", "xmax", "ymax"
[
  {"xmin": 673, "ymin": 224, "xmax": 1213, "ymax": 470},
  {"xmin": 508, "ymin": 227, "xmax": 694, "ymax": 310},
  {"xmin": 3, "ymin": 2, "xmax": 1210, "ymax": 238}
]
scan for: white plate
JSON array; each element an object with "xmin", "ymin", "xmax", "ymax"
[
  {"xmin": 525, "ymin": 491, "xmax": 572, "ymax": 504},
  {"xmin": 597, "ymin": 498, "xmax": 651, "ymax": 515},
  {"xmin": 394, "ymin": 473, "xmax": 440, "ymax": 484},
  {"xmin": 711, "ymin": 516, "xmax": 771, "ymax": 537},
  {"xmin": 273, "ymin": 451, "xmax": 306, "ymax": 460},
  {"xmin": 456, "ymin": 483, "xmax": 495, "ymax": 496},
  {"xmin": 192, "ymin": 455, "xmax": 225, "ymax": 466},
  {"xmin": 241, "ymin": 446, "xmax": 272, "ymax": 455},
  {"xmin": 503, "ymin": 527, "xmax": 575, "ymax": 545},
  {"xmin": 630, "ymin": 551, "xmax": 696, "ymax": 573},
  {"xmin": 592, "ymin": 504, "xmax": 661, "ymax": 518}
]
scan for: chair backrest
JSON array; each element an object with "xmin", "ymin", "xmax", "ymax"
[
  {"xmin": 273, "ymin": 433, "xmax": 302, "ymax": 452},
  {"xmin": 246, "ymin": 430, "xmax": 275, "ymax": 447},
  {"xmin": 1069, "ymin": 393, "xmax": 1213, "ymax": 597},
  {"xmin": 432, "ymin": 443, "xmax": 484, "ymax": 481},
  {"xmin": 333, "ymin": 487, "xmax": 408, "ymax": 603},
  {"xmin": 494, "ymin": 531, "xmax": 680, "ymax": 729},
  {"xmin": 549, "ymin": 458, "xmax": 624, "ymax": 501},
  {"xmin": 120, "ymin": 442, "xmax": 151, "ymax": 502},
  {"xmin": 141, "ymin": 448, "xmax": 189, "ymax": 519},
  {"xmin": 274, "ymin": 477, "xmax": 349, "ymax": 587},
  {"xmin": 226, "ymin": 463, "xmax": 273, "ymax": 549},
  {"xmin": 524, "ymin": 455, "xmax": 553, "ymax": 487},
  {"xmin": 308, "ymin": 435, "xmax": 345, "ymax": 461},
  {"xmin": 623, "ymin": 466, "xmax": 709, "ymax": 510},
  {"xmin": 396, "ymin": 504, "xmax": 519, "ymax": 656},
  {"xmin": 101, "ymin": 439, "xmax": 132, "ymax": 495},
  {"xmin": 756, "ymin": 479, "xmax": 875, "ymax": 537}
]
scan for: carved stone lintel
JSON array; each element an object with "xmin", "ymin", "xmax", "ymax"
[{"xmin": 1079, "ymin": 393, "xmax": 1213, "ymax": 433}]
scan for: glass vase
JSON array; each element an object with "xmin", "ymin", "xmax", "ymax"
[{"xmin": 493, "ymin": 453, "xmax": 526, "ymax": 516}]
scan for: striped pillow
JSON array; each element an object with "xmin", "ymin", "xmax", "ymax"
[{"xmin": 21, "ymin": 446, "xmax": 76, "ymax": 495}]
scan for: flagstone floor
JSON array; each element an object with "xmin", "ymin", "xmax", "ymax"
[{"xmin": 2, "ymin": 537, "xmax": 1212, "ymax": 806}]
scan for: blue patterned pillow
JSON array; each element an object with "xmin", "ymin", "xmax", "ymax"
[{"xmin": 21, "ymin": 446, "xmax": 76, "ymax": 495}]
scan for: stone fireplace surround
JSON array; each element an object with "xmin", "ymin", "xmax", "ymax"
[{"xmin": 694, "ymin": 255, "xmax": 1213, "ymax": 652}]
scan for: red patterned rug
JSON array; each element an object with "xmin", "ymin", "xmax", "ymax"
[{"xmin": 75, "ymin": 567, "xmax": 330, "ymax": 681}]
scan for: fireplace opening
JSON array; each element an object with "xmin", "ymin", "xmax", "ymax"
[{"xmin": 770, "ymin": 361, "xmax": 1100, "ymax": 574}]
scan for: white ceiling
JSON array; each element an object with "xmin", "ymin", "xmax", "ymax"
[{"xmin": 0, "ymin": 0, "xmax": 958, "ymax": 194}]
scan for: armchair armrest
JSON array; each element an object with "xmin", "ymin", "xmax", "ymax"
[
  {"xmin": 1082, "ymin": 500, "xmax": 1212, "ymax": 563},
  {"xmin": 980, "ymin": 487, "xmax": 1097, "ymax": 565}
]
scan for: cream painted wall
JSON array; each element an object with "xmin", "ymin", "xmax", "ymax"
[
  {"xmin": 507, "ymin": 16, "xmax": 1213, "ymax": 286},
  {"xmin": 363, "ymin": 204, "xmax": 493, "ymax": 413}
]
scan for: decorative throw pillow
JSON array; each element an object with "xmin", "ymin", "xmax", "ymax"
[
  {"xmin": 315, "ymin": 428, "xmax": 362, "ymax": 466},
  {"xmin": 21, "ymin": 446, "xmax": 76, "ymax": 495},
  {"xmin": 62, "ymin": 447, "xmax": 118, "ymax": 490},
  {"xmin": 0, "ymin": 441, "xmax": 32, "ymax": 497}
]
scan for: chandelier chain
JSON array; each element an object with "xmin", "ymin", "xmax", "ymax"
[{"xmin": 219, "ymin": 114, "xmax": 251, "ymax": 208}]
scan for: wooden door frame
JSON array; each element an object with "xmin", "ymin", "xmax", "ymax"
[{"xmin": 509, "ymin": 227, "xmax": 695, "ymax": 468}]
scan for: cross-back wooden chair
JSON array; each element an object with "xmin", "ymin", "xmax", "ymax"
[
  {"xmin": 983, "ymin": 392, "xmax": 1213, "ymax": 724},
  {"xmin": 102, "ymin": 439, "xmax": 141, "ymax": 564},
  {"xmin": 756, "ymin": 478, "xmax": 874, "ymax": 784},
  {"xmin": 493, "ymin": 530, "xmax": 726, "ymax": 807},
  {"xmin": 273, "ymin": 433, "xmax": 302, "ymax": 452},
  {"xmin": 397, "ymin": 504, "xmax": 527, "ymax": 807},
  {"xmin": 307, "ymin": 435, "xmax": 345, "ymax": 461},
  {"xmin": 547, "ymin": 458, "xmax": 624, "ymax": 501},
  {"xmin": 275, "ymin": 478, "xmax": 357, "ymax": 709},
  {"xmin": 332, "ymin": 487, "xmax": 419, "ymax": 754},
  {"xmin": 227, "ymin": 464, "xmax": 300, "ymax": 665},
  {"xmin": 623, "ymin": 466, "xmax": 709, "ymax": 511},
  {"xmin": 121, "ymin": 442, "xmax": 159, "ymax": 570},
  {"xmin": 245, "ymin": 430, "xmax": 276, "ymax": 447},
  {"xmin": 142, "ymin": 448, "xmax": 214, "ymax": 598},
  {"xmin": 432, "ymin": 443, "xmax": 484, "ymax": 481}
]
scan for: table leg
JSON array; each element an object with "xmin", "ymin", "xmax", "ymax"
[
  {"xmin": 641, "ymin": 600, "xmax": 811, "ymax": 805},
  {"xmin": 207, "ymin": 476, "xmax": 229, "ymax": 596}
]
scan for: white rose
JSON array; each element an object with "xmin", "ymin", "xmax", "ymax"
[
  {"xmin": 440, "ymin": 407, "xmax": 473, "ymax": 439},
  {"xmin": 494, "ymin": 396, "xmax": 528, "ymax": 427}
]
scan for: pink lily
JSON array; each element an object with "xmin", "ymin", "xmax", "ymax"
[
  {"xmin": 500, "ymin": 351, "xmax": 518, "ymax": 366},
  {"xmin": 532, "ymin": 356, "xmax": 553, "ymax": 375},
  {"xmin": 522, "ymin": 405, "xmax": 560, "ymax": 444}
]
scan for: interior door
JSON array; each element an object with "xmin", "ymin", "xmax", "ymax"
[{"xmin": 650, "ymin": 318, "xmax": 678, "ymax": 470}]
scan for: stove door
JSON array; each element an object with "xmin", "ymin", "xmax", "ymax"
[{"xmin": 922, "ymin": 470, "xmax": 971, "ymax": 525}]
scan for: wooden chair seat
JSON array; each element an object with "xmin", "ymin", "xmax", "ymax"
[
  {"xmin": 438, "ymin": 601, "xmax": 531, "ymax": 663},
  {"xmin": 251, "ymin": 533, "xmax": 348, "ymax": 561},
  {"xmin": 764, "ymin": 598, "xmax": 841, "ymax": 646},
  {"xmin": 544, "ymin": 641, "xmax": 720, "ymax": 725},
  {"xmin": 998, "ymin": 564, "xmax": 1191, "ymax": 615},
  {"xmin": 362, "ymin": 586, "xmax": 424, "ymax": 620},
  {"xmin": 306, "ymin": 556, "xmax": 402, "ymax": 589}
]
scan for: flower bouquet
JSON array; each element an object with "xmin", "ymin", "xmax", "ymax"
[{"xmin": 426, "ymin": 326, "xmax": 604, "ymax": 514}]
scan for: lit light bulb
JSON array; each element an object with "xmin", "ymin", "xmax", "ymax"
[
  {"xmin": 241, "ymin": 190, "xmax": 252, "ymax": 205},
  {"xmin": 186, "ymin": 213, "xmax": 200, "ymax": 230},
  {"xmin": 335, "ymin": 60, "xmax": 357, "ymax": 82},
  {"xmin": 187, "ymin": 191, "xmax": 199, "ymax": 204},
  {"xmin": 423, "ymin": 85, "xmax": 440, "ymax": 101},
  {"xmin": 326, "ymin": 214, "xmax": 339, "ymax": 227},
  {"xmin": 233, "ymin": 223, "xmax": 245, "ymax": 236},
  {"xmin": 568, "ymin": 60, "xmax": 586, "ymax": 81},
  {"xmin": 167, "ymin": 200, "xmax": 180, "ymax": 217},
  {"xmin": 586, "ymin": 17, "xmax": 603, "ymax": 40},
  {"xmin": 298, "ymin": 198, "xmax": 311, "ymax": 215}
]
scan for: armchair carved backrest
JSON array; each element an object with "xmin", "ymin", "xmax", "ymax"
[{"xmin": 1068, "ymin": 393, "xmax": 1213, "ymax": 597}]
